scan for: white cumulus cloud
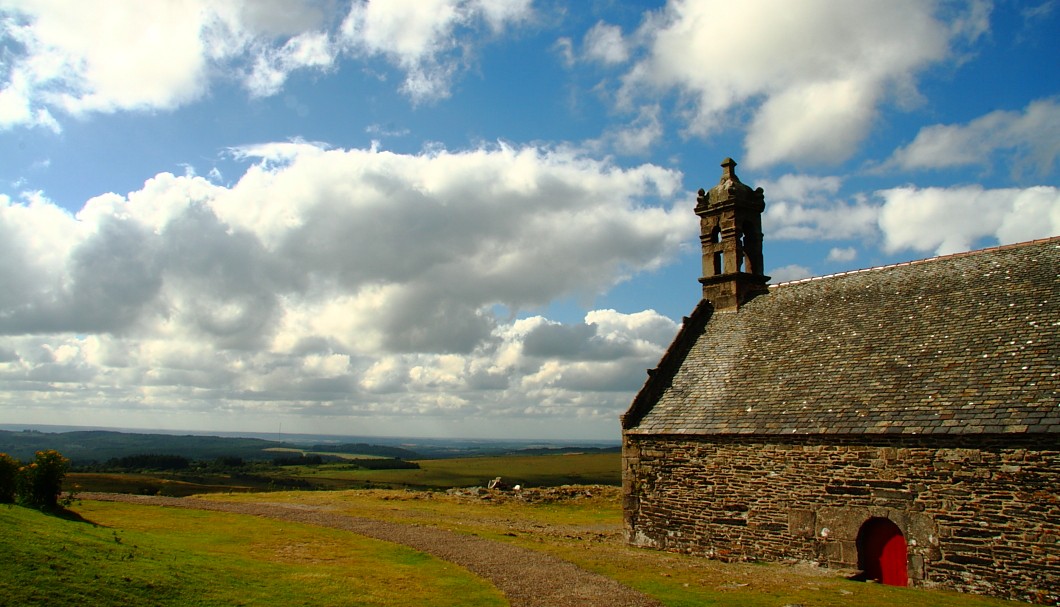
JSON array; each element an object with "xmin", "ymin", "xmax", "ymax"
[
  {"xmin": 1, "ymin": 0, "xmax": 224, "ymax": 118},
  {"xmin": 339, "ymin": 0, "xmax": 532, "ymax": 102},
  {"xmin": 759, "ymin": 174, "xmax": 879, "ymax": 241},
  {"xmin": 887, "ymin": 97, "xmax": 1060, "ymax": 177},
  {"xmin": 758, "ymin": 171, "xmax": 1060, "ymax": 259},
  {"xmin": 826, "ymin": 247, "xmax": 858, "ymax": 263},
  {"xmin": 876, "ymin": 184, "xmax": 1060, "ymax": 255},
  {"xmin": 583, "ymin": 21, "xmax": 629, "ymax": 65},
  {"xmin": 618, "ymin": 0, "xmax": 979, "ymax": 167},
  {"xmin": 0, "ymin": 142, "xmax": 689, "ymax": 435},
  {"xmin": 0, "ymin": 0, "xmax": 533, "ymax": 128},
  {"xmin": 768, "ymin": 264, "xmax": 812, "ymax": 284}
]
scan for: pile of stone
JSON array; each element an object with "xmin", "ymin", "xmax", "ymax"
[{"xmin": 446, "ymin": 483, "xmax": 615, "ymax": 504}]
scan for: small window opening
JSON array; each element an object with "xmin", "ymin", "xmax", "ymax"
[{"xmin": 710, "ymin": 225, "xmax": 721, "ymax": 243}]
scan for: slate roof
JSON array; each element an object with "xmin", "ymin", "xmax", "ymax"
[{"xmin": 623, "ymin": 237, "xmax": 1060, "ymax": 436}]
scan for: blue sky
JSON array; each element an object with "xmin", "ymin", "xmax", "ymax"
[{"xmin": 1, "ymin": 0, "xmax": 1057, "ymax": 440}]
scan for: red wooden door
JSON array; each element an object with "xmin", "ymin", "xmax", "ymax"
[{"xmin": 858, "ymin": 518, "xmax": 908, "ymax": 587}]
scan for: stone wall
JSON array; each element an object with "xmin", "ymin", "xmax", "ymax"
[{"xmin": 622, "ymin": 433, "xmax": 1058, "ymax": 604}]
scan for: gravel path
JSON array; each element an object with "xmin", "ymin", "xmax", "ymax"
[{"xmin": 81, "ymin": 493, "xmax": 662, "ymax": 607}]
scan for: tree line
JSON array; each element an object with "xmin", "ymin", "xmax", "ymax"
[{"xmin": 80, "ymin": 452, "xmax": 420, "ymax": 472}]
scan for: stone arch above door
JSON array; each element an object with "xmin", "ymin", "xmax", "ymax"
[{"xmin": 810, "ymin": 505, "xmax": 937, "ymax": 586}]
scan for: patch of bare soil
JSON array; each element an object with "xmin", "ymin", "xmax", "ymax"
[{"xmin": 80, "ymin": 492, "xmax": 662, "ymax": 607}]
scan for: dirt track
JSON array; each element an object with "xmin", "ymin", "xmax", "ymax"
[{"xmin": 81, "ymin": 493, "xmax": 662, "ymax": 607}]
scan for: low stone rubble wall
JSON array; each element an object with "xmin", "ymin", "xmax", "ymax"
[{"xmin": 447, "ymin": 484, "xmax": 615, "ymax": 504}]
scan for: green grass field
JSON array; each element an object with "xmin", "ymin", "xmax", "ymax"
[{"xmin": 0, "ymin": 502, "xmax": 504, "ymax": 607}]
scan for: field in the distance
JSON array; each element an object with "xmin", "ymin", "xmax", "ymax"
[
  {"xmin": 263, "ymin": 446, "xmax": 391, "ymax": 459},
  {"xmin": 67, "ymin": 452, "xmax": 621, "ymax": 496},
  {"xmin": 298, "ymin": 452, "xmax": 621, "ymax": 489}
]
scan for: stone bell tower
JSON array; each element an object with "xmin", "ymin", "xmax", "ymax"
[{"xmin": 696, "ymin": 157, "xmax": 770, "ymax": 311}]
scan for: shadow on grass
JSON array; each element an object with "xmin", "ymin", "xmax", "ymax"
[
  {"xmin": 33, "ymin": 502, "xmax": 101, "ymax": 525},
  {"xmin": 3, "ymin": 500, "xmax": 99, "ymax": 525},
  {"xmin": 48, "ymin": 505, "xmax": 99, "ymax": 525}
]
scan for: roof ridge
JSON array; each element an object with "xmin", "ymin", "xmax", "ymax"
[{"xmin": 771, "ymin": 235, "xmax": 1060, "ymax": 289}]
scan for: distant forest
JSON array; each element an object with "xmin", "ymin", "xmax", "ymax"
[
  {"xmin": 0, "ymin": 429, "xmax": 619, "ymax": 466},
  {"xmin": 0, "ymin": 429, "xmax": 421, "ymax": 466}
]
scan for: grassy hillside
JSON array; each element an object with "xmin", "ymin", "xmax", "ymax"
[{"xmin": 0, "ymin": 502, "xmax": 503, "ymax": 607}]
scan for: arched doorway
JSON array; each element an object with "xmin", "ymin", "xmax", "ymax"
[{"xmin": 856, "ymin": 517, "xmax": 908, "ymax": 586}]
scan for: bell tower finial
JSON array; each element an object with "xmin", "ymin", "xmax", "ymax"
[
  {"xmin": 695, "ymin": 157, "xmax": 770, "ymax": 311},
  {"xmin": 720, "ymin": 157, "xmax": 737, "ymax": 178}
]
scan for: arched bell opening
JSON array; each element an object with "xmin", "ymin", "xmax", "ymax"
[{"xmin": 741, "ymin": 221, "xmax": 759, "ymax": 274}]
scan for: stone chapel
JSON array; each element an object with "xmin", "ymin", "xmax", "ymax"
[{"xmin": 621, "ymin": 158, "xmax": 1059, "ymax": 604}]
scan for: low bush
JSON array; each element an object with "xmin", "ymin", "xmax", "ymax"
[
  {"xmin": 0, "ymin": 452, "xmax": 19, "ymax": 503},
  {"xmin": 17, "ymin": 449, "xmax": 70, "ymax": 509}
]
